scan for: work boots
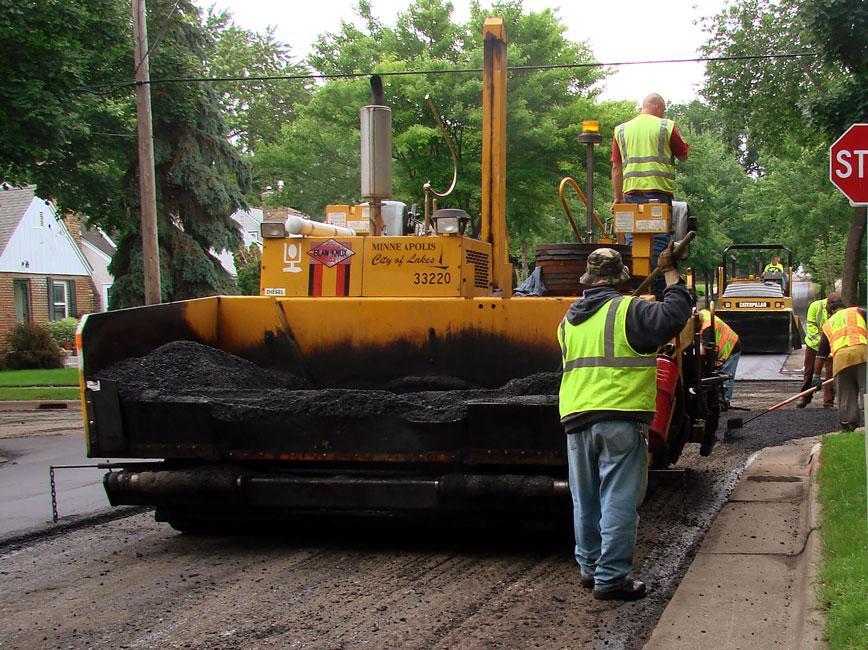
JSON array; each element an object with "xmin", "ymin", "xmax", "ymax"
[{"xmin": 593, "ymin": 578, "xmax": 647, "ymax": 601}]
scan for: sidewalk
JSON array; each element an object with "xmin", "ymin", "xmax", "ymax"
[{"xmin": 646, "ymin": 436, "xmax": 825, "ymax": 649}]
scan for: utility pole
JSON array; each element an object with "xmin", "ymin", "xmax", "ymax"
[{"xmin": 132, "ymin": 0, "xmax": 161, "ymax": 305}]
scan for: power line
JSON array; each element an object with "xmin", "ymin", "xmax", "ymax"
[
  {"xmin": 76, "ymin": 51, "xmax": 818, "ymax": 95},
  {"xmin": 127, "ymin": 52, "xmax": 817, "ymax": 87}
]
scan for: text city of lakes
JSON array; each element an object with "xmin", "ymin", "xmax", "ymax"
[{"xmin": 369, "ymin": 241, "xmax": 441, "ymax": 267}]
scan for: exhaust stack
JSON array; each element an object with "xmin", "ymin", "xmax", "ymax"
[{"xmin": 360, "ymin": 75, "xmax": 392, "ymax": 235}]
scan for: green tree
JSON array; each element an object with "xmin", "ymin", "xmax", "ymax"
[
  {"xmin": 205, "ymin": 10, "xmax": 312, "ymax": 153},
  {"xmin": 0, "ymin": 0, "xmax": 255, "ymax": 308},
  {"xmin": 234, "ymin": 244, "xmax": 262, "ymax": 295},
  {"xmin": 109, "ymin": 0, "xmax": 252, "ymax": 307},
  {"xmin": 257, "ymin": 0, "xmax": 606, "ymax": 276},
  {"xmin": 801, "ymin": 0, "xmax": 867, "ymax": 305},
  {"xmin": 0, "ymin": 0, "xmax": 133, "ymax": 222},
  {"xmin": 676, "ymin": 131, "xmax": 751, "ymax": 277},
  {"xmin": 699, "ymin": 0, "xmax": 827, "ymax": 166},
  {"xmin": 739, "ymin": 146, "xmax": 855, "ymax": 292},
  {"xmin": 700, "ymin": 0, "xmax": 867, "ymax": 302}
]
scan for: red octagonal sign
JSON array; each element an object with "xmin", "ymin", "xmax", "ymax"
[{"xmin": 830, "ymin": 123, "xmax": 868, "ymax": 205}]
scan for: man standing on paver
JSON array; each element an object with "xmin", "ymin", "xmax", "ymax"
[
  {"xmin": 797, "ymin": 293, "xmax": 837, "ymax": 408},
  {"xmin": 611, "ymin": 93, "xmax": 690, "ymax": 296},
  {"xmin": 811, "ymin": 298, "xmax": 867, "ymax": 431},
  {"xmin": 557, "ymin": 247, "xmax": 691, "ymax": 600}
]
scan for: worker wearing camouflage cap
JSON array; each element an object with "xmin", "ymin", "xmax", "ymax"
[{"xmin": 557, "ymin": 246, "xmax": 691, "ymax": 600}]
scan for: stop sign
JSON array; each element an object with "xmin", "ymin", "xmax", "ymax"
[{"xmin": 830, "ymin": 123, "xmax": 868, "ymax": 205}]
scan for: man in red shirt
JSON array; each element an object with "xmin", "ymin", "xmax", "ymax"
[
  {"xmin": 611, "ymin": 94, "xmax": 690, "ymax": 205},
  {"xmin": 611, "ymin": 94, "xmax": 690, "ymax": 296}
]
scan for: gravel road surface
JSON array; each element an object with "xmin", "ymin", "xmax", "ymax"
[
  {"xmin": 0, "ymin": 380, "xmax": 839, "ymax": 649},
  {"xmin": 0, "ymin": 459, "xmax": 735, "ymax": 650}
]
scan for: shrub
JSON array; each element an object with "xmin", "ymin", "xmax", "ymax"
[
  {"xmin": 234, "ymin": 244, "xmax": 262, "ymax": 296},
  {"xmin": 5, "ymin": 323, "xmax": 63, "ymax": 369},
  {"xmin": 44, "ymin": 317, "xmax": 79, "ymax": 349}
]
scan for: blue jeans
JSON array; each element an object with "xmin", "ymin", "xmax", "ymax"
[
  {"xmin": 722, "ymin": 351, "xmax": 740, "ymax": 402},
  {"xmin": 623, "ymin": 192, "xmax": 672, "ymax": 298},
  {"xmin": 566, "ymin": 420, "xmax": 648, "ymax": 590}
]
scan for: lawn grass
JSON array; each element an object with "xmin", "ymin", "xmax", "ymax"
[
  {"xmin": 818, "ymin": 429, "xmax": 868, "ymax": 649},
  {"xmin": 0, "ymin": 387, "xmax": 80, "ymax": 400},
  {"xmin": 0, "ymin": 368, "xmax": 79, "ymax": 387}
]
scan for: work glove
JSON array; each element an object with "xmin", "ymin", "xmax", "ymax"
[
  {"xmin": 656, "ymin": 242, "xmax": 678, "ymax": 272},
  {"xmin": 810, "ymin": 375, "xmax": 823, "ymax": 390}
]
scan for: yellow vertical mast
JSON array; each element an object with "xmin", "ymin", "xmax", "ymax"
[{"xmin": 480, "ymin": 17, "xmax": 512, "ymax": 296}]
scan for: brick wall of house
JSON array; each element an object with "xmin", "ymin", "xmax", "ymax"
[{"xmin": 0, "ymin": 272, "xmax": 97, "ymax": 354}]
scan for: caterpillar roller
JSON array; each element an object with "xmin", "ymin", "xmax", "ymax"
[
  {"xmin": 714, "ymin": 244, "xmax": 802, "ymax": 353},
  {"xmin": 77, "ymin": 18, "xmax": 725, "ymax": 531}
]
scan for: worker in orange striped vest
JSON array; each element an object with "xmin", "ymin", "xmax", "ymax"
[
  {"xmin": 699, "ymin": 309, "xmax": 741, "ymax": 409},
  {"xmin": 811, "ymin": 299, "xmax": 866, "ymax": 431}
]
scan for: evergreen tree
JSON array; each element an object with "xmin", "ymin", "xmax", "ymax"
[{"xmin": 110, "ymin": 0, "xmax": 252, "ymax": 307}]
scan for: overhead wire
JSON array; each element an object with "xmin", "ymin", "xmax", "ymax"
[{"xmin": 80, "ymin": 51, "xmax": 818, "ymax": 92}]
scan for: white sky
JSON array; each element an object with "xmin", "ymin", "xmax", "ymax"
[{"xmin": 197, "ymin": 0, "xmax": 728, "ymax": 105}]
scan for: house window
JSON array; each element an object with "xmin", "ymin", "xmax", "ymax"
[
  {"xmin": 13, "ymin": 279, "xmax": 31, "ymax": 323},
  {"xmin": 48, "ymin": 279, "xmax": 77, "ymax": 320}
]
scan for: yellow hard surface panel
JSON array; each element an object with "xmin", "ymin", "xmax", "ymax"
[
  {"xmin": 216, "ymin": 296, "xmax": 289, "ymax": 352},
  {"xmin": 718, "ymin": 297, "xmax": 793, "ymax": 311},
  {"xmin": 261, "ymin": 234, "xmax": 493, "ymax": 299},
  {"xmin": 260, "ymin": 236, "xmax": 363, "ymax": 297},
  {"xmin": 632, "ymin": 233, "xmax": 654, "ymax": 277},
  {"xmin": 363, "ymin": 236, "xmax": 464, "ymax": 297},
  {"xmin": 270, "ymin": 296, "xmax": 574, "ymax": 354}
]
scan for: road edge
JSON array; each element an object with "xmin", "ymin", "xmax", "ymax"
[
  {"xmin": 644, "ymin": 436, "xmax": 827, "ymax": 649},
  {"xmin": 0, "ymin": 506, "xmax": 151, "ymax": 554}
]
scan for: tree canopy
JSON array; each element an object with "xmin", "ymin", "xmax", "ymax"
[
  {"xmin": 0, "ymin": 0, "xmax": 255, "ymax": 307},
  {"xmin": 699, "ymin": 0, "xmax": 865, "ymax": 299},
  {"xmin": 0, "ymin": 0, "xmax": 860, "ymax": 302}
]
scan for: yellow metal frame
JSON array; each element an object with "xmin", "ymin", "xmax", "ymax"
[
  {"xmin": 260, "ymin": 235, "xmax": 493, "ymax": 298},
  {"xmin": 480, "ymin": 18, "xmax": 512, "ymax": 296}
]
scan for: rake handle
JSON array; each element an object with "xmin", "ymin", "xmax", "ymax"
[
  {"xmin": 742, "ymin": 378, "xmax": 835, "ymax": 426},
  {"xmin": 632, "ymin": 231, "xmax": 696, "ymax": 297}
]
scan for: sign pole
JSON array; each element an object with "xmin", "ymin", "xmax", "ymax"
[
  {"xmin": 828, "ymin": 124, "xmax": 868, "ymax": 507},
  {"xmin": 132, "ymin": 0, "xmax": 161, "ymax": 305}
]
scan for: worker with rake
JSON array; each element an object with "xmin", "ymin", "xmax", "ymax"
[
  {"xmin": 810, "ymin": 298, "xmax": 867, "ymax": 431},
  {"xmin": 557, "ymin": 246, "xmax": 690, "ymax": 600}
]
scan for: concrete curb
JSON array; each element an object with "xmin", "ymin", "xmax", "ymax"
[
  {"xmin": 645, "ymin": 436, "xmax": 827, "ymax": 649},
  {"xmin": 0, "ymin": 400, "xmax": 80, "ymax": 412},
  {"xmin": 798, "ymin": 443, "xmax": 825, "ymax": 649}
]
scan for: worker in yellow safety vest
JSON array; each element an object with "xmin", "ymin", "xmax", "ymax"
[
  {"xmin": 558, "ymin": 246, "xmax": 691, "ymax": 601},
  {"xmin": 611, "ymin": 94, "xmax": 690, "ymax": 205},
  {"xmin": 763, "ymin": 255, "xmax": 785, "ymax": 275},
  {"xmin": 611, "ymin": 93, "xmax": 690, "ymax": 297},
  {"xmin": 699, "ymin": 310, "xmax": 741, "ymax": 409},
  {"xmin": 811, "ymin": 299, "xmax": 867, "ymax": 431},
  {"xmin": 762, "ymin": 254, "xmax": 787, "ymax": 291},
  {"xmin": 797, "ymin": 293, "xmax": 837, "ymax": 408}
]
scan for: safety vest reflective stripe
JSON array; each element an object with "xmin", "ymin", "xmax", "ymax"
[
  {"xmin": 560, "ymin": 297, "xmax": 658, "ymax": 370},
  {"xmin": 617, "ymin": 115, "xmax": 677, "ymax": 193},
  {"xmin": 822, "ymin": 308, "xmax": 867, "ymax": 355},
  {"xmin": 558, "ymin": 296, "xmax": 658, "ymax": 418},
  {"xmin": 623, "ymin": 169, "xmax": 676, "ymax": 180},
  {"xmin": 559, "ymin": 319, "xmax": 567, "ymax": 358},
  {"xmin": 564, "ymin": 356, "xmax": 659, "ymax": 370},
  {"xmin": 700, "ymin": 311, "xmax": 739, "ymax": 361},
  {"xmin": 617, "ymin": 121, "xmax": 673, "ymax": 166}
]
